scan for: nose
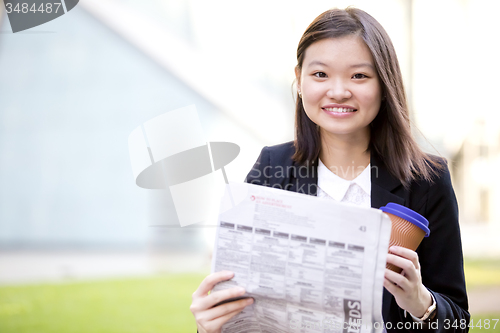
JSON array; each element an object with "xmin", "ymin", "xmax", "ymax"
[{"xmin": 326, "ymin": 79, "xmax": 352, "ymax": 101}]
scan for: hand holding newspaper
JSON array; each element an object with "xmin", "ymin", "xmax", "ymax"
[{"xmin": 211, "ymin": 182, "xmax": 391, "ymax": 333}]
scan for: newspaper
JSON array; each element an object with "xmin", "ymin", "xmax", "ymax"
[{"xmin": 211, "ymin": 182, "xmax": 391, "ymax": 333}]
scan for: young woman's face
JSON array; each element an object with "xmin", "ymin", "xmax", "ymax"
[{"xmin": 297, "ymin": 36, "xmax": 382, "ymax": 140}]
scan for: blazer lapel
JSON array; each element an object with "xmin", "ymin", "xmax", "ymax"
[
  {"xmin": 289, "ymin": 159, "xmax": 319, "ymax": 196},
  {"xmin": 370, "ymin": 151, "xmax": 405, "ymax": 208}
]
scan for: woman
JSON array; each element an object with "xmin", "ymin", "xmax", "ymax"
[{"xmin": 191, "ymin": 7, "xmax": 469, "ymax": 332}]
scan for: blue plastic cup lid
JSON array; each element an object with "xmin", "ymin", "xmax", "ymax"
[{"xmin": 379, "ymin": 202, "xmax": 430, "ymax": 237}]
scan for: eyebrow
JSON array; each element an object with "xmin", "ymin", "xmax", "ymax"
[
  {"xmin": 306, "ymin": 60, "xmax": 328, "ymax": 67},
  {"xmin": 306, "ymin": 61, "xmax": 374, "ymax": 70},
  {"xmin": 350, "ymin": 63, "xmax": 375, "ymax": 70}
]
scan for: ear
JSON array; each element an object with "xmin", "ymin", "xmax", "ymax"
[{"xmin": 295, "ymin": 66, "xmax": 301, "ymax": 87}]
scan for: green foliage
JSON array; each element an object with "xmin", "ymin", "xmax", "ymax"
[
  {"xmin": 465, "ymin": 258, "xmax": 500, "ymax": 288},
  {"xmin": 0, "ymin": 274, "xmax": 206, "ymax": 333}
]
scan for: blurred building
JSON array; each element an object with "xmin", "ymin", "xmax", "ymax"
[
  {"xmin": 0, "ymin": 0, "xmax": 281, "ymax": 259},
  {"xmin": 0, "ymin": 3, "xmax": 262, "ymax": 253},
  {"xmin": 452, "ymin": 119, "xmax": 500, "ymax": 256}
]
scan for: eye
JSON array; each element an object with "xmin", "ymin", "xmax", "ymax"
[
  {"xmin": 313, "ymin": 72, "xmax": 327, "ymax": 78},
  {"xmin": 352, "ymin": 73, "xmax": 368, "ymax": 79}
]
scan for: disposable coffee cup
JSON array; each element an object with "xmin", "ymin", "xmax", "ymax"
[{"xmin": 379, "ymin": 203, "xmax": 430, "ymax": 273}]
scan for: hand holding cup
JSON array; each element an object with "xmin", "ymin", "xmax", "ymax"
[{"xmin": 380, "ymin": 203, "xmax": 430, "ymax": 273}]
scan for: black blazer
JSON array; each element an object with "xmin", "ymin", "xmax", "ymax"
[{"xmin": 245, "ymin": 141, "xmax": 470, "ymax": 332}]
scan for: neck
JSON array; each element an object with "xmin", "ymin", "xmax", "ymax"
[{"xmin": 319, "ymin": 130, "xmax": 370, "ymax": 181}]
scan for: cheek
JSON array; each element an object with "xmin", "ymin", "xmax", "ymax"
[
  {"xmin": 360, "ymin": 85, "xmax": 382, "ymax": 108},
  {"xmin": 302, "ymin": 81, "xmax": 325, "ymax": 103}
]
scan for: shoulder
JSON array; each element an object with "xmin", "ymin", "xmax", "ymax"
[
  {"xmin": 408, "ymin": 153, "xmax": 457, "ymax": 220},
  {"xmin": 259, "ymin": 141, "xmax": 296, "ymax": 167},
  {"xmin": 390, "ymin": 153, "xmax": 453, "ymax": 215},
  {"xmin": 422, "ymin": 154, "xmax": 452, "ymax": 189},
  {"xmin": 245, "ymin": 141, "xmax": 297, "ymax": 185},
  {"xmin": 402, "ymin": 153, "xmax": 450, "ymax": 190}
]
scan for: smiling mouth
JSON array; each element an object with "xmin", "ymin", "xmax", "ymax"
[{"xmin": 323, "ymin": 107, "xmax": 357, "ymax": 113}]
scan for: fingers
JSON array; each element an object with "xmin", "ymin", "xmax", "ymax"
[
  {"xmin": 389, "ymin": 246, "xmax": 420, "ymax": 270},
  {"xmin": 386, "ymin": 249, "xmax": 420, "ymax": 282},
  {"xmin": 192, "ymin": 271, "xmax": 234, "ymax": 298},
  {"xmin": 196, "ymin": 298, "xmax": 253, "ymax": 332},
  {"xmin": 198, "ymin": 286, "xmax": 247, "ymax": 310},
  {"xmin": 194, "ymin": 297, "xmax": 254, "ymax": 333},
  {"xmin": 191, "ymin": 271, "xmax": 252, "ymax": 333},
  {"xmin": 386, "ymin": 253, "xmax": 417, "ymax": 278},
  {"xmin": 206, "ymin": 308, "xmax": 244, "ymax": 332},
  {"xmin": 384, "ymin": 267, "xmax": 408, "ymax": 290},
  {"xmin": 385, "ymin": 248, "xmax": 423, "ymax": 292},
  {"xmin": 384, "ymin": 276, "xmax": 403, "ymax": 298},
  {"xmin": 201, "ymin": 298, "xmax": 254, "ymax": 325},
  {"xmin": 384, "ymin": 270, "xmax": 433, "ymax": 317}
]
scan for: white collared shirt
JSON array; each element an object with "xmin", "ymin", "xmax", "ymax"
[{"xmin": 316, "ymin": 158, "xmax": 371, "ymax": 207}]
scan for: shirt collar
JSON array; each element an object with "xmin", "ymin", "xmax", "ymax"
[
  {"xmin": 317, "ymin": 158, "xmax": 371, "ymax": 200},
  {"xmin": 355, "ymin": 162, "xmax": 371, "ymax": 195}
]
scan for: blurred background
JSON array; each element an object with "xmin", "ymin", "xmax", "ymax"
[{"xmin": 1, "ymin": 0, "xmax": 499, "ymax": 332}]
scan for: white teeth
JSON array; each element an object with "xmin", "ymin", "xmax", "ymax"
[{"xmin": 324, "ymin": 107, "xmax": 355, "ymax": 113}]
